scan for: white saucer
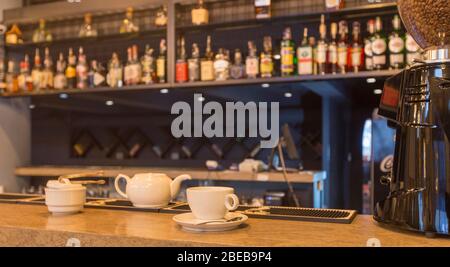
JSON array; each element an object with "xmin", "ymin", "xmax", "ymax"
[{"xmin": 173, "ymin": 212, "xmax": 248, "ymax": 232}]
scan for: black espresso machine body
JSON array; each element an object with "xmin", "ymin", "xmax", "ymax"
[{"xmin": 374, "ymin": 61, "xmax": 450, "ymax": 236}]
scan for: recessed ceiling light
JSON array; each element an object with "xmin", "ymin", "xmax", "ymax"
[
  {"xmin": 261, "ymin": 83, "xmax": 270, "ymax": 88},
  {"xmin": 367, "ymin": 78, "xmax": 376, "ymax": 84},
  {"xmin": 373, "ymin": 89, "xmax": 383, "ymax": 95},
  {"xmin": 105, "ymin": 100, "xmax": 114, "ymax": 106},
  {"xmin": 59, "ymin": 93, "xmax": 69, "ymax": 99},
  {"xmin": 160, "ymin": 88, "xmax": 169, "ymax": 94},
  {"xmin": 284, "ymin": 92, "xmax": 293, "ymax": 98}
]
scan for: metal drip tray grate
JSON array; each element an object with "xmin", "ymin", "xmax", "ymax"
[
  {"xmin": 167, "ymin": 204, "xmax": 256, "ymax": 212},
  {"xmin": 244, "ymin": 206, "xmax": 357, "ymax": 223}
]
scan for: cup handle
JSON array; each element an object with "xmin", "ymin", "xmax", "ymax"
[
  {"xmin": 114, "ymin": 174, "xmax": 130, "ymax": 199},
  {"xmin": 224, "ymin": 194, "xmax": 239, "ymax": 211}
]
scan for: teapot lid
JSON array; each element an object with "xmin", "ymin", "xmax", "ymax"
[{"xmin": 46, "ymin": 179, "xmax": 83, "ymax": 189}]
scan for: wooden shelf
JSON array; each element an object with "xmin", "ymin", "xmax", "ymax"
[
  {"xmin": 15, "ymin": 165, "xmax": 325, "ymax": 184},
  {"xmin": 1, "ymin": 70, "xmax": 399, "ymax": 98}
]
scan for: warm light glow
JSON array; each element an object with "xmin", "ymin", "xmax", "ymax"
[{"xmin": 105, "ymin": 100, "xmax": 114, "ymax": 106}]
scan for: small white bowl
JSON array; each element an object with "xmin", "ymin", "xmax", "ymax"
[{"xmin": 45, "ymin": 180, "xmax": 86, "ymax": 215}]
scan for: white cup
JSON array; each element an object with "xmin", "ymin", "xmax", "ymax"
[
  {"xmin": 45, "ymin": 180, "xmax": 86, "ymax": 215},
  {"xmin": 187, "ymin": 186, "xmax": 239, "ymax": 220}
]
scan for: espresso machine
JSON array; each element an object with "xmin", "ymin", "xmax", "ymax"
[{"xmin": 374, "ymin": 0, "xmax": 450, "ymax": 236}]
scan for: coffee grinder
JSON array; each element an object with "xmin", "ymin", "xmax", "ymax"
[{"xmin": 374, "ymin": 0, "xmax": 450, "ymax": 236}]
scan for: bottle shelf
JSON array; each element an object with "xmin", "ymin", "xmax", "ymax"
[{"xmin": 1, "ymin": 69, "xmax": 399, "ymax": 98}]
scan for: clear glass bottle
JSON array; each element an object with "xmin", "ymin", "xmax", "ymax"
[
  {"xmin": 364, "ymin": 19, "xmax": 375, "ymax": 71},
  {"xmin": 214, "ymin": 48, "xmax": 230, "ymax": 81},
  {"xmin": 141, "ymin": 45, "xmax": 155, "ymax": 84},
  {"xmin": 350, "ymin": 21, "xmax": 363, "ymax": 73},
  {"xmin": 42, "ymin": 47, "xmax": 54, "ymax": 89},
  {"xmin": 371, "ymin": 16, "xmax": 387, "ymax": 70},
  {"xmin": 156, "ymin": 39, "xmax": 167, "ymax": 83},
  {"xmin": 316, "ymin": 14, "xmax": 328, "ymax": 75},
  {"xmin": 337, "ymin": 20, "xmax": 349, "ymax": 74},
  {"xmin": 54, "ymin": 53, "xmax": 67, "ymax": 90},
  {"xmin": 191, "ymin": 0, "xmax": 209, "ymax": 25},
  {"xmin": 155, "ymin": 5, "xmax": 168, "ymax": 27},
  {"xmin": 79, "ymin": 13, "xmax": 98, "ymax": 38},
  {"xmin": 310, "ymin": 37, "xmax": 317, "ymax": 75},
  {"xmin": 31, "ymin": 48, "xmax": 43, "ymax": 90},
  {"xmin": 32, "ymin": 18, "xmax": 52, "ymax": 43},
  {"xmin": 260, "ymin": 36, "xmax": 273, "ymax": 78},
  {"xmin": 329, "ymin": 22, "xmax": 338, "ymax": 74},
  {"xmin": 201, "ymin": 35, "xmax": 215, "ymax": 81},
  {"xmin": 76, "ymin": 47, "xmax": 88, "ymax": 89},
  {"xmin": 124, "ymin": 47, "xmax": 133, "ymax": 86},
  {"xmin": 107, "ymin": 52, "xmax": 123, "ymax": 88},
  {"xmin": 132, "ymin": 45, "xmax": 142, "ymax": 85},
  {"xmin": 405, "ymin": 33, "xmax": 421, "ymax": 66},
  {"xmin": 245, "ymin": 41, "xmax": 259, "ymax": 79},
  {"xmin": 176, "ymin": 37, "xmax": 189, "ymax": 83},
  {"xmin": 18, "ymin": 55, "xmax": 33, "ymax": 92},
  {"xmin": 297, "ymin": 28, "xmax": 313, "ymax": 75},
  {"xmin": 5, "ymin": 60, "xmax": 19, "ymax": 94},
  {"xmin": 66, "ymin": 48, "xmax": 77, "ymax": 89},
  {"xmin": 120, "ymin": 7, "xmax": 139, "ymax": 33},
  {"xmin": 230, "ymin": 49, "xmax": 245, "ymax": 79},
  {"xmin": 281, "ymin": 27, "xmax": 295, "ymax": 76},
  {"xmin": 388, "ymin": 15, "xmax": 405, "ymax": 69},
  {"xmin": 188, "ymin": 43, "xmax": 200, "ymax": 82},
  {"xmin": 88, "ymin": 60, "xmax": 105, "ymax": 88}
]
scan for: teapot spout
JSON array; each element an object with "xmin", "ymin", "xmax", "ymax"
[{"xmin": 170, "ymin": 174, "xmax": 191, "ymax": 200}]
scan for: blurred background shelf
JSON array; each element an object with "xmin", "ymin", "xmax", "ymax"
[{"xmin": 15, "ymin": 165, "xmax": 325, "ymax": 184}]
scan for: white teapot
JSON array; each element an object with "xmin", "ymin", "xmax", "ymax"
[{"xmin": 114, "ymin": 173, "xmax": 191, "ymax": 208}]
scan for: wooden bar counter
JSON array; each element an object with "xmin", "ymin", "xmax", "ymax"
[{"xmin": 0, "ymin": 203, "xmax": 449, "ymax": 247}]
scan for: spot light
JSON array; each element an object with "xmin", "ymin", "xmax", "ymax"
[
  {"xmin": 373, "ymin": 89, "xmax": 383, "ymax": 95},
  {"xmin": 59, "ymin": 93, "xmax": 69, "ymax": 99},
  {"xmin": 197, "ymin": 96, "xmax": 205, "ymax": 102},
  {"xmin": 284, "ymin": 92, "xmax": 293, "ymax": 98},
  {"xmin": 261, "ymin": 83, "xmax": 270, "ymax": 88},
  {"xmin": 105, "ymin": 100, "xmax": 114, "ymax": 106},
  {"xmin": 160, "ymin": 88, "xmax": 169, "ymax": 94},
  {"xmin": 366, "ymin": 78, "xmax": 376, "ymax": 84}
]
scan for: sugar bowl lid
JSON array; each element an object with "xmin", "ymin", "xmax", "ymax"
[{"xmin": 46, "ymin": 179, "xmax": 83, "ymax": 189}]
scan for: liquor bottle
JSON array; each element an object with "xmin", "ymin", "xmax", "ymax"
[
  {"xmin": 5, "ymin": 24, "xmax": 23, "ymax": 45},
  {"xmin": 88, "ymin": 60, "xmax": 105, "ymax": 88},
  {"xmin": 297, "ymin": 28, "xmax": 313, "ymax": 75},
  {"xmin": 132, "ymin": 45, "xmax": 142, "ymax": 84},
  {"xmin": 325, "ymin": 0, "xmax": 344, "ymax": 11},
  {"xmin": 329, "ymin": 22, "xmax": 338, "ymax": 74},
  {"xmin": 32, "ymin": 19, "xmax": 52, "ymax": 43},
  {"xmin": 188, "ymin": 43, "xmax": 200, "ymax": 82},
  {"xmin": 200, "ymin": 35, "xmax": 215, "ymax": 81},
  {"xmin": 281, "ymin": 27, "xmax": 295, "ymax": 77},
  {"xmin": 388, "ymin": 15, "xmax": 405, "ymax": 69},
  {"xmin": 18, "ymin": 55, "xmax": 33, "ymax": 92},
  {"xmin": 255, "ymin": 0, "xmax": 271, "ymax": 19},
  {"xmin": 66, "ymin": 48, "xmax": 77, "ymax": 89},
  {"xmin": 76, "ymin": 47, "xmax": 88, "ymax": 89},
  {"xmin": 176, "ymin": 37, "xmax": 189, "ymax": 83},
  {"xmin": 350, "ymin": 21, "xmax": 363, "ymax": 73},
  {"xmin": 120, "ymin": 7, "xmax": 139, "ymax": 33},
  {"xmin": 5, "ymin": 60, "xmax": 19, "ymax": 93},
  {"xmin": 31, "ymin": 48, "xmax": 43, "ymax": 90},
  {"xmin": 337, "ymin": 20, "xmax": 348, "ymax": 74},
  {"xmin": 79, "ymin": 13, "xmax": 98, "ymax": 38},
  {"xmin": 156, "ymin": 39, "xmax": 167, "ymax": 83},
  {"xmin": 42, "ymin": 47, "xmax": 54, "ymax": 89},
  {"xmin": 371, "ymin": 16, "xmax": 387, "ymax": 70},
  {"xmin": 405, "ymin": 33, "xmax": 421, "ymax": 66},
  {"xmin": 364, "ymin": 19, "xmax": 375, "ymax": 71},
  {"xmin": 191, "ymin": 0, "xmax": 209, "ymax": 25},
  {"xmin": 246, "ymin": 41, "xmax": 259, "ymax": 79},
  {"xmin": 214, "ymin": 48, "xmax": 230, "ymax": 81},
  {"xmin": 310, "ymin": 37, "xmax": 317, "ymax": 75},
  {"xmin": 107, "ymin": 52, "xmax": 123, "ymax": 87},
  {"xmin": 141, "ymin": 45, "xmax": 156, "ymax": 84},
  {"xmin": 260, "ymin": 36, "xmax": 273, "ymax": 78},
  {"xmin": 316, "ymin": 14, "xmax": 328, "ymax": 75},
  {"xmin": 230, "ymin": 49, "xmax": 245, "ymax": 79},
  {"xmin": 54, "ymin": 53, "xmax": 67, "ymax": 90},
  {"xmin": 155, "ymin": 5, "xmax": 168, "ymax": 27},
  {"xmin": 124, "ymin": 47, "xmax": 133, "ymax": 86}
]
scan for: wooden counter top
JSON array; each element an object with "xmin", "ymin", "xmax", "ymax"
[{"xmin": 0, "ymin": 203, "xmax": 449, "ymax": 247}]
